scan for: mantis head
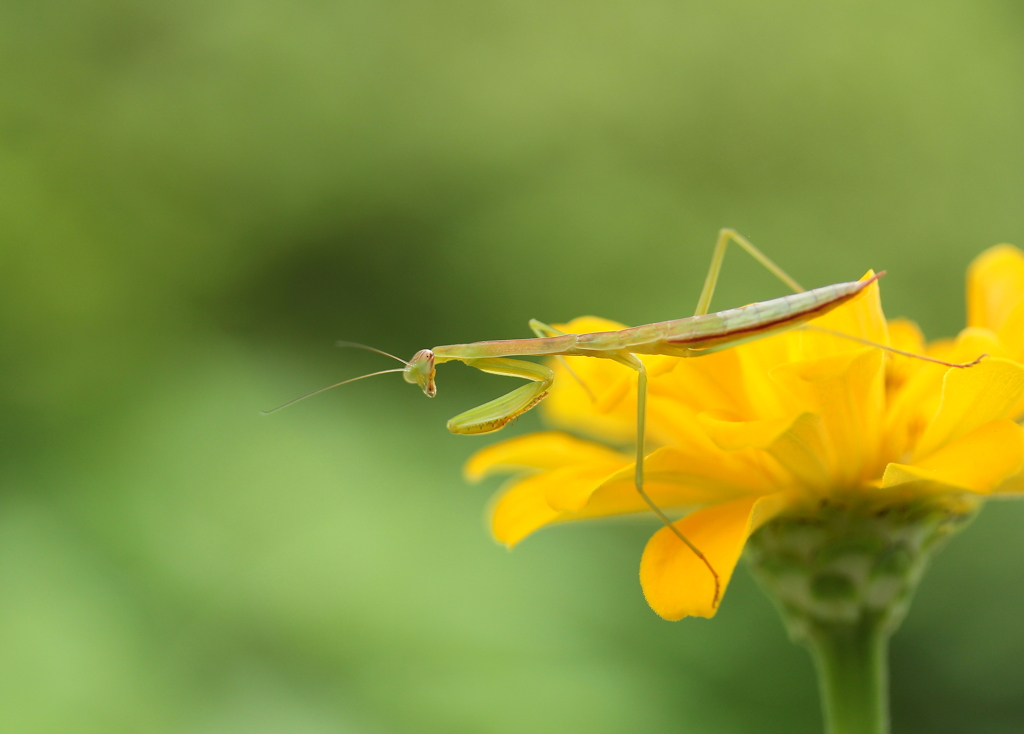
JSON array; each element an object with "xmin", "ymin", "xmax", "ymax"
[{"xmin": 403, "ymin": 349, "xmax": 436, "ymax": 397}]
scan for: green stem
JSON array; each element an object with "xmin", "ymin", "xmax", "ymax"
[{"xmin": 805, "ymin": 614, "xmax": 890, "ymax": 734}]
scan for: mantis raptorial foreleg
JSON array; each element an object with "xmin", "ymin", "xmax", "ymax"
[{"xmin": 447, "ymin": 358, "xmax": 554, "ymax": 435}]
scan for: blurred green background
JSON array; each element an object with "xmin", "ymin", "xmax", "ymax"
[{"xmin": 2, "ymin": 1, "xmax": 1024, "ymax": 732}]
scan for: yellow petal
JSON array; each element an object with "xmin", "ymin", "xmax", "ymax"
[
  {"xmin": 769, "ymin": 348, "xmax": 886, "ymax": 486},
  {"xmin": 888, "ymin": 318, "xmax": 925, "ymax": 354},
  {"xmin": 926, "ymin": 327, "xmax": 1005, "ymax": 365},
  {"xmin": 995, "ymin": 302, "xmax": 1024, "ymax": 364},
  {"xmin": 928, "ymin": 330, "xmax": 1024, "ymax": 420},
  {"xmin": 487, "ymin": 436, "xmax": 783, "ymax": 546},
  {"xmin": 697, "ymin": 410, "xmax": 793, "ymax": 451},
  {"xmin": 643, "ymin": 394, "xmax": 735, "ymax": 452},
  {"xmin": 644, "ymin": 347, "xmax": 790, "ymax": 447},
  {"xmin": 885, "ymin": 318, "xmax": 926, "ymax": 389},
  {"xmin": 490, "ymin": 464, "xmax": 623, "ymax": 547},
  {"xmin": 652, "ymin": 349, "xmax": 753, "ymax": 418},
  {"xmin": 882, "ymin": 419, "xmax": 1024, "ymax": 494},
  {"xmin": 525, "ymin": 439, "xmax": 788, "ymax": 529},
  {"xmin": 993, "ymin": 436, "xmax": 1024, "ymax": 496},
  {"xmin": 992, "ymin": 472, "xmax": 1024, "ymax": 495},
  {"xmin": 966, "ymin": 244, "xmax": 1024, "ymax": 333},
  {"xmin": 730, "ymin": 334, "xmax": 797, "ymax": 419},
  {"xmin": 544, "ymin": 459, "xmax": 635, "ymax": 512},
  {"xmin": 544, "ymin": 338, "xmax": 762, "ymax": 448},
  {"xmin": 766, "ymin": 412, "xmax": 834, "ymax": 490},
  {"xmin": 912, "ymin": 358, "xmax": 1024, "ymax": 461},
  {"xmin": 883, "ymin": 328, "xmax": 1005, "ymax": 461},
  {"xmin": 592, "ymin": 442, "xmax": 788, "ymax": 509},
  {"xmin": 465, "ymin": 431, "xmax": 628, "ymax": 482},
  {"xmin": 798, "ymin": 270, "xmax": 888, "ymax": 360},
  {"xmin": 639, "ymin": 492, "xmax": 792, "ymax": 620}
]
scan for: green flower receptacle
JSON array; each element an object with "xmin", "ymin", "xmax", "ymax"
[{"xmin": 745, "ymin": 493, "xmax": 979, "ymax": 734}]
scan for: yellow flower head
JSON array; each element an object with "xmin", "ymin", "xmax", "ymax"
[{"xmin": 467, "ymin": 256, "xmax": 1024, "ymax": 621}]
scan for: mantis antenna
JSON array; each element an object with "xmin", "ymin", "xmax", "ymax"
[
  {"xmin": 262, "ymin": 368, "xmax": 406, "ymax": 414},
  {"xmin": 336, "ymin": 341, "xmax": 410, "ymax": 365},
  {"xmin": 263, "ymin": 341, "xmax": 413, "ymax": 414}
]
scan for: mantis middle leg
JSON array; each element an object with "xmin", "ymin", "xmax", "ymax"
[
  {"xmin": 617, "ymin": 353, "xmax": 722, "ymax": 608},
  {"xmin": 531, "ymin": 325, "xmax": 722, "ymax": 603}
]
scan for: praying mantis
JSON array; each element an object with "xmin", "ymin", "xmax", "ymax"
[{"xmin": 269, "ymin": 229, "xmax": 983, "ymax": 607}]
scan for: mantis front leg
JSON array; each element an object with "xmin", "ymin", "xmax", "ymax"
[
  {"xmin": 618, "ymin": 353, "xmax": 722, "ymax": 608},
  {"xmin": 446, "ymin": 358, "xmax": 554, "ymax": 435}
]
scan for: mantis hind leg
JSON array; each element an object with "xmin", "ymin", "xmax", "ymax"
[
  {"xmin": 618, "ymin": 354, "xmax": 721, "ymax": 608},
  {"xmin": 695, "ymin": 228, "xmax": 805, "ymax": 316},
  {"xmin": 446, "ymin": 358, "xmax": 554, "ymax": 435},
  {"xmin": 696, "ymin": 231, "xmax": 986, "ymax": 370}
]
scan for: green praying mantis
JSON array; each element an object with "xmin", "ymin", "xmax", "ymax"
[{"xmin": 267, "ymin": 229, "xmax": 984, "ymax": 607}]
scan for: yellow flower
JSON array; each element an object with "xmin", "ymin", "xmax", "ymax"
[{"xmin": 466, "ymin": 270, "xmax": 1024, "ymax": 621}]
